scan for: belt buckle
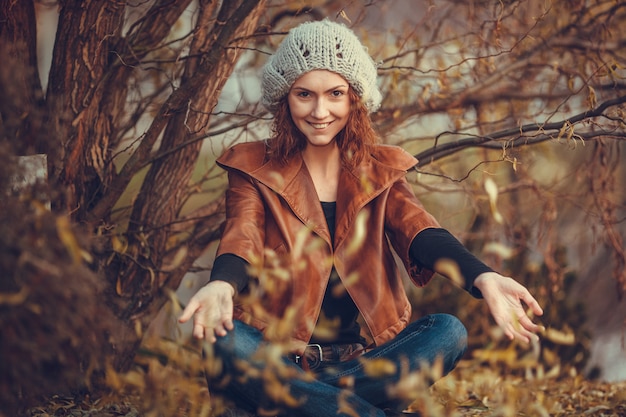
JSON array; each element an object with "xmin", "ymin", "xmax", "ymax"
[
  {"xmin": 306, "ymin": 344, "xmax": 323, "ymax": 362},
  {"xmin": 293, "ymin": 344, "xmax": 324, "ymax": 366}
]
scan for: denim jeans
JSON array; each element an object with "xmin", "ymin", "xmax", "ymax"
[{"xmin": 206, "ymin": 314, "xmax": 467, "ymax": 417}]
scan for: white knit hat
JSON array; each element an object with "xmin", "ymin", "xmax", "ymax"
[{"xmin": 261, "ymin": 20, "xmax": 382, "ymax": 113}]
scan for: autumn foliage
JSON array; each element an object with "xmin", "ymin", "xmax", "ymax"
[{"xmin": 1, "ymin": 0, "xmax": 626, "ymax": 416}]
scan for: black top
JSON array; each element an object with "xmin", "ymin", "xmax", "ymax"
[
  {"xmin": 210, "ymin": 202, "xmax": 493, "ymax": 344},
  {"xmin": 314, "ymin": 202, "xmax": 362, "ymax": 344}
]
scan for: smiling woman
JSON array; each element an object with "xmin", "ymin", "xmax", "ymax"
[
  {"xmin": 287, "ymin": 70, "xmax": 351, "ymax": 148},
  {"xmin": 178, "ymin": 19, "xmax": 543, "ymax": 417},
  {"xmin": 287, "ymin": 70, "xmax": 351, "ymax": 202}
]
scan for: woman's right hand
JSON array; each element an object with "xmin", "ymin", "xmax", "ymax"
[{"xmin": 178, "ymin": 280, "xmax": 235, "ymax": 343}]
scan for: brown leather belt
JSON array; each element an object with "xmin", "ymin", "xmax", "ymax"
[{"xmin": 291, "ymin": 343, "xmax": 365, "ymax": 370}]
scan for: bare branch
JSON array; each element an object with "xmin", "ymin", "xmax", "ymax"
[
  {"xmin": 414, "ymin": 95, "xmax": 626, "ymax": 167},
  {"xmin": 88, "ymin": 1, "xmax": 266, "ymax": 222}
]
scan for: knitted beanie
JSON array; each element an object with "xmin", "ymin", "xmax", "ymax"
[{"xmin": 261, "ymin": 19, "xmax": 382, "ymax": 113}]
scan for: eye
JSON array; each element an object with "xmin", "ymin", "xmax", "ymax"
[
  {"xmin": 331, "ymin": 90, "xmax": 345, "ymax": 97},
  {"xmin": 297, "ymin": 91, "xmax": 310, "ymax": 98}
]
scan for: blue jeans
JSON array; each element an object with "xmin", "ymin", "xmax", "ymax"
[{"xmin": 206, "ymin": 314, "xmax": 467, "ymax": 416}]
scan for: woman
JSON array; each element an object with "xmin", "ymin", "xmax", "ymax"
[{"xmin": 179, "ymin": 20, "xmax": 543, "ymax": 417}]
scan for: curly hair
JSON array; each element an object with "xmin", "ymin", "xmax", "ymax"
[{"xmin": 267, "ymin": 88, "xmax": 380, "ymax": 168}]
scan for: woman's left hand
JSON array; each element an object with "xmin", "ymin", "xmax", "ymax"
[{"xmin": 473, "ymin": 271, "xmax": 544, "ymax": 343}]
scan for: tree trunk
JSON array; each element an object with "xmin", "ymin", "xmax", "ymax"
[
  {"xmin": 0, "ymin": 2, "xmax": 268, "ymax": 409},
  {"xmin": 45, "ymin": 0, "xmax": 126, "ymax": 213},
  {"xmin": 104, "ymin": 0, "xmax": 268, "ymax": 372},
  {"xmin": 0, "ymin": 0, "xmax": 45, "ymax": 155}
]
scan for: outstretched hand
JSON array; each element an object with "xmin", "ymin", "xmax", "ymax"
[
  {"xmin": 474, "ymin": 272, "xmax": 544, "ymax": 343},
  {"xmin": 178, "ymin": 280, "xmax": 235, "ymax": 343}
]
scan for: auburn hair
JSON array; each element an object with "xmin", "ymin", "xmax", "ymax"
[{"xmin": 267, "ymin": 88, "xmax": 380, "ymax": 168}]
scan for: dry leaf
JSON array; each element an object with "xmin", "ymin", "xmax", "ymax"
[
  {"xmin": 339, "ymin": 10, "xmax": 352, "ymax": 24},
  {"xmin": 434, "ymin": 258, "xmax": 464, "ymax": 287},
  {"xmin": 360, "ymin": 357, "xmax": 397, "ymax": 378},
  {"xmin": 484, "ymin": 178, "xmax": 504, "ymax": 224},
  {"xmin": 56, "ymin": 215, "xmax": 82, "ymax": 264},
  {"xmin": 0, "ymin": 286, "xmax": 29, "ymax": 306},
  {"xmin": 345, "ymin": 210, "xmax": 368, "ymax": 256},
  {"xmin": 483, "ymin": 242, "xmax": 515, "ymax": 259},
  {"xmin": 542, "ymin": 327, "xmax": 576, "ymax": 345},
  {"xmin": 458, "ymin": 397, "xmax": 488, "ymax": 410}
]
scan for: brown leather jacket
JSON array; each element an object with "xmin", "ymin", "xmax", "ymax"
[{"xmin": 215, "ymin": 140, "xmax": 440, "ymax": 354}]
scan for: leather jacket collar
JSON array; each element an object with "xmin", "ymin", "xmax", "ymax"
[{"xmin": 217, "ymin": 139, "xmax": 417, "ymax": 248}]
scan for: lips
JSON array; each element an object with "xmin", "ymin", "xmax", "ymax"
[{"xmin": 309, "ymin": 122, "xmax": 332, "ymax": 129}]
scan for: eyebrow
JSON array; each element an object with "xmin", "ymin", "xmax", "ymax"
[{"xmin": 291, "ymin": 84, "xmax": 349, "ymax": 93}]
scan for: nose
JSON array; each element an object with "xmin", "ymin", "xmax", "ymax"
[{"xmin": 311, "ymin": 97, "xmax": 329, "ymax": 119}]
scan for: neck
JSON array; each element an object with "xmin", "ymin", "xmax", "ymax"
[
  {"xmin": 302, "ymin": 142, "xmax": 341, "ymax": 174},
  {"xmin": 302, "ymin": 142, "xmax": 341, "ymax": 202}
]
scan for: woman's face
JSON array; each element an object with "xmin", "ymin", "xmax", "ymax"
[{"xmin": 287, "ymin": 70, "xmax": 351, "ymax": 149}]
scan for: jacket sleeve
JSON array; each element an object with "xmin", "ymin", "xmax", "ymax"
[
  {"xmin": 215, "ymin": 168, "xmax": 266, "ymax": 265},
  {"xmin": 384, "ymin": 175, "xmax": 441, "ymax": 286}
]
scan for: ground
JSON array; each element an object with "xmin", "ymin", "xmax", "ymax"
[{"xmin": 23, "ymin": 338, "xmax": 626, "ymax": 417}]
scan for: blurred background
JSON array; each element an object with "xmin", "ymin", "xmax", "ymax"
[{"xmin": 2, "ymin": 0, "xmax": 625, "ymax": 415}]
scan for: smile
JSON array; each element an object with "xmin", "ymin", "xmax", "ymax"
[{"xmin": 309, "ymin": 122, "xmax": 331, "ymax": 129}]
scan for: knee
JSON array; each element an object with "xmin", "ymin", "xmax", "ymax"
[
  {"xmin": 212, "ymin": 320, "xmax": 262, "ymax": 362},
  {"xmin": 433, "ymin": 313, "xmax": 468, "ymax": 365},
  {"xmin": 438, "ymin": 313, "xmax": 467, "ymax": 343},
  {"xmin": 204, "ymin": 321, "xmax": 263, "ymax": 384}
]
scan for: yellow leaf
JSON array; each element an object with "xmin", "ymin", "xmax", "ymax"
[
  {"xmin": 165, "ymin": 288, "xmax": 182, "ymax": 316},
  {"xmin": 557, "ymin": 121, "xmax": 569, "ymax": 140},
  {"xmin": 337, "ymin": 391, "xmax": 360, "ymax": 417},
  {"xmin": 473, "ymin": 347, "xmax": 518, "ymax": 366},
  {"xmin": 80, "ymin": 249, "xmax": 93, "ymax": 263},
  {"xmin": 111, "ymin": 235, "xmax": 128, "ymax": 254},
  {"xmin": 542, "ymin": 327, "xmax": 575, "ymax": 345},
  {"xmin": 335, "ymin": 271, "xmax": 360, "ymax": 294},
  {"xmin": 291, "ymin": 226, "xmax": 312, "ymax": 261},
  {"xmin": 360, "ymin": 357, "xmax": 397, "ymax": 378},
  {"xmin": 134, "ymin": 319, "xmax": 143, "ymax": 338},
  {"xmin": 56, "ymin": 215, "xmax": 81, "ymax": 264},
  {"xmin": 311, "ymin": 310, "xmax": 340, "ymax": 342},
  {"xmin": 345, "ymin": 210, "xmax": 368, "ymax": 255},
  {"xmin": 566, "ymin": 123, "xmax": 575, "ymax": 141},
  {"xmin": 262, "ymin": 369, "xmax": 301, "ymax": 408},
  {"xmin": 105, "ymin": 364, "xmax": 122, "ymax": 390},
  {"xmin": 0, "ymin": 286, "xmax": 29, "ymax": 306},
  {"xmin": 542, "ymin": 346, "xmax": 559, "ymax": 365},
  {"xmin": 483, "ymin": 242, "xmax": 515, "ymax": 259},
  {"xmin": 458, "ymin": 397, "xmax": 488, "ymax": 410},
  {"xmin": 339, "ymin": 9, "xmax": 352, "ymax": 24},
  {"xmin": 386, "ymin": 372, "xmax": 426, "ymax": 400},
  {"xmin": 484, "ymin": 178, "xmax": 504, "ymax": 224},
  {"xmin": 268, "ymin": 171, "xmax": 285, "ymax": 188},
  {"xmin": 545, "ymin": 364, "xmax": 561, "ymax": 379},
  {"xmin": 587, "ymin": 85, "xmax": 597, "ymax": 109},
  {"xmin": 163, "ymin": 245, "xmax": 188, "ymax": 271},
  {"xmin": 121, "ymin": 369, "xmax": 146, "ymax": 389},
  {"xmin": 434, "ymin": 258, "xmax": 464, "ymax": 287}
]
